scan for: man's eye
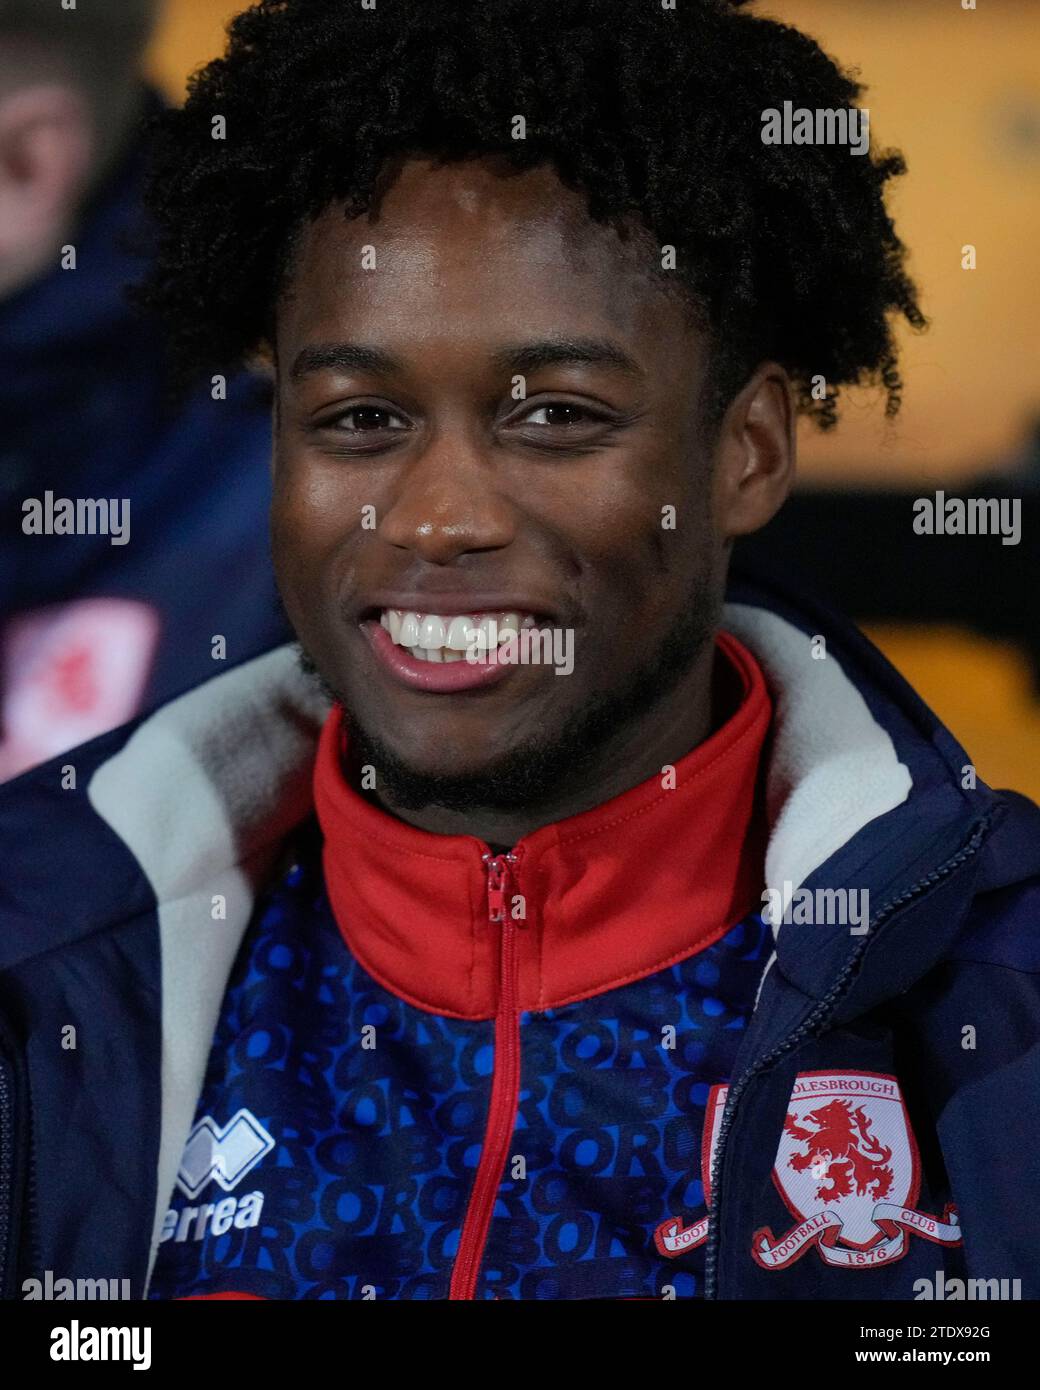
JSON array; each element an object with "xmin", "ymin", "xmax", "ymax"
[
  {"xmin": 521, "ymin": 403, "xmax": 598, "ymax": 427},
  {"xmin": 332, "ymin": 406, "xmax": 407, "ymax": 432}
]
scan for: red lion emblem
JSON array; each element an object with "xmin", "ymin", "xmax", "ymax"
[{"xmin": 784, "ymin": 1099, "xmax": 894, "ymax": 1202}]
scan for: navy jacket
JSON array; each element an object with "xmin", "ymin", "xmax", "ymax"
[{"xmin": 1, "ymin": 570, "xmax": 1039, "ymax": 1300}]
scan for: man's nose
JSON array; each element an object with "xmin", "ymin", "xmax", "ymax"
[{"xmin": 377, "ymin": 429, "xmax": 516, "ymax": 564}]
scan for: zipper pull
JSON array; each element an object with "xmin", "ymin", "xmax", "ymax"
[{"xmin": 483, "ymin": 849, "xmax": 523, "ymax": 926}]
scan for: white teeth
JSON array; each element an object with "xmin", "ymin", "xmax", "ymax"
[
  {"xmin": 446, "ymin": 616, "xmax": 474, "ymax": 651},
  {"xmin": 470, "ymin": 612, "xmax": 519, "ymax": 651},
  {"xmin": 398, "ymin": 612, "xmax": 420, "ymax": 647},
  {"xmin": 469, "ymin": 616, "xmax": 494, "ymax": 652},
  {"xmin": 497, "ymin": 612, "xmax": 520, "ymax": 641},
  {"xmin": 379, "ymin": 608, "xmax": 540, "ymax": 655},
  {"xmin": 418, "ymin": 614, "xmax": 446, "ymax": 650}
]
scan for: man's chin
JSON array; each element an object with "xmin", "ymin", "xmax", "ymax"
[
  {"xmin": 341, "ymin": 712, "xmax": 574, "ymax": 813},
  {"xmin": 297, "ymin": 580, "xmax": 717, "ymax": 817},
  {"xmin": 293, "ymin": 642, "xmax": 562, "ymax": 811}
]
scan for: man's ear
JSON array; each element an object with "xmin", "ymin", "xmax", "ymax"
[
  {"xmin": 0, "ymin": 83, "xmax": 93, "ymax": 283},
  {"xmin": 711, "ymin": 362, "xmax": 797, "ymax": 539}
]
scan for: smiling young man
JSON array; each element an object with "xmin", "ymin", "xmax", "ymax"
[{"xmin": 1, "ymin": 0, "xmax": 1039, "ymax": 1305}]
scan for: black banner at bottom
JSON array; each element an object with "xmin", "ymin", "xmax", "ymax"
[{"xmin": 2, "ymin": 1297, "xmax": 1030, "ymax": 1374}]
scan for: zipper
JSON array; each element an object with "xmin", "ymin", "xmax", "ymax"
[
  {"xmin": 448, "ymin": 848, "xmax": 525, "ymax": 1300},
  {"xmin": 25, "ymin": 1102, "xmax": 40, "ymax": 1290},
  {"xmin": 703, "ymin": 811, "xmax": 995, "ymax": 1299},
  {"xmin": 0, "ymin": 1058, "xmax": 12, "ymax": 1295},
  {"xmin": 0, "ymin": 1012, "xmax": 33, "ymax": 1301}
]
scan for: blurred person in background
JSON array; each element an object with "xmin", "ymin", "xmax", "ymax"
[{"xmin": 0, "ymin": 0, "xmax": 287, "ymax": 782}]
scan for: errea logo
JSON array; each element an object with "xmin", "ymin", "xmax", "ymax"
[
  {"xmin": 176, "ymin": 1109, "xmax": 274, "ymax": 1198},
  {"xmin": 160, "ymin": 1190, "xmax": 264, "ymax": 1246},
  {"xmin": 159, "ymin": 1109, "xmax": 273, "ymax": 1247}
]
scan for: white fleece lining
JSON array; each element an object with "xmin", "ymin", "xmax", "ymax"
[
  {"xmin": 86, "ymin": 646, "xmax": 330, "ymax": 1289},
  {"xmin": 82, "ymin": 605, "xmax": 911, "ymax": 1290},
  {"xmin": 722, "ymin": 603, "xmax": 912, "ymax": 909},
  {"xmin": 722, "ymin": 603, "xmax": 912, "ymax": 1012}
]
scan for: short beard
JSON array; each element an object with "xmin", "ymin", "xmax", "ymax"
[{"xmin": 298, "ymin": 595, "xmax": 719, "ymax": 816}]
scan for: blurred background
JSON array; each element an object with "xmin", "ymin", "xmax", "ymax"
[{"xmin": 3, "ymin": 0, "xmax": 1038, "ymax": 793}]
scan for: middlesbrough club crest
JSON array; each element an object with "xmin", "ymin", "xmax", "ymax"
[
  {"xmin": 654, "ymin": 1072, "xmax": 960, "ymax": 1271},
  {"xmin": 755, "ymin": 1071, "xmax": 960, "ymax": 1270}
]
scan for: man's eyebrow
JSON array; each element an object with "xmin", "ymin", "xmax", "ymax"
[
  {"xmin": 289, "ymin": 337, "xmax": 644, "ymax": 383},
  {"xmin": 490, "ymin": 337, "xmax": 644, "ymax": 378},
  {"xmin": 289, "ymin": 342, "xmax": 402, "ymax": 382}
]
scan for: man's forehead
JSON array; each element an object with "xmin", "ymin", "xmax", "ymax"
[
  {"xmin": 280, "ymin": 156, "xmax": 685, "ymax": 351},
  {"xmin": 291, "ymin": 155, "xmax": 660, "ymax": 289},
  {"xmin": 367, "ymin": 155, "xmax": 575, "ymax": 227}
]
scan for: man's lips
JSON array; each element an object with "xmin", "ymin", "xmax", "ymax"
[
  {"xmin": 354, "ymin": 590, "xmax": 566, "ymax": 694},
  {"xmin": 361, "ymin": 618, "xmax": 526, "ymax": 693}
]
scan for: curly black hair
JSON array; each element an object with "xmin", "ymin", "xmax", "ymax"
[{"xmin": 135, "ymin": 0, "xmax": 925, "ymax": 430}]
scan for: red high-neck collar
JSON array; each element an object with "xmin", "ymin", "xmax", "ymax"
[{"xmin": 313, "ymin": 630, "xmax": 771, "ymax": 1019}]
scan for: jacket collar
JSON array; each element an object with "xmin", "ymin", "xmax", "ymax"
[
  {"xmin": 722, "ymin": 575, "xmax": 997, "ymax": 1018},
  {"xmin": 313, "ymin": 630, "xmax": 771, "ymax": 1018}
]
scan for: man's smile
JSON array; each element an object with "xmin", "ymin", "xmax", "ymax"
[
  {"xmin": 354, "ymin": 586, "xmax": 566, "ymax": 692},
  {"xmin": 361, "ymin": 607, "xmax": 552, "ymax": 693}
]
